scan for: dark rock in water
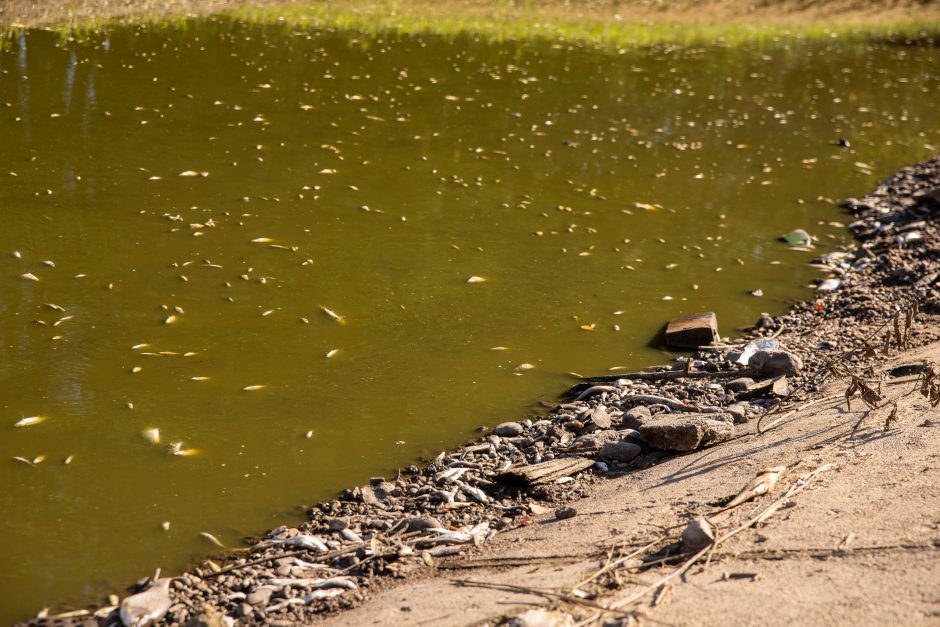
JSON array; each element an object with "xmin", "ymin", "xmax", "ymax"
[
  {"xmin": 639, "ymin": 414, "xmax": 735, "ymax": 452},
  {"xmin": 621, "ymin": 405, "xmax": 652, "ymax": 430},
  {"xmin": 494, "ymin": 421, "xmax": 524, "ymax": 437},
  {"xmin": 748, "ymin": 349, "xmax": 803, "ymax": 377},
  {"xmin": 598, "ymin": 440, "xmax": 642, "ymax": 463},
  {"xmin": 727, "ymin": 377, "xmax": 754, "ymax": 392},
  {"xmin": 664, "ymin": 312, "xmax": 718, "ymax": 349},
  {"xmin": 185, "ymin": 605, "xmax": 228, "ymax": 627}
]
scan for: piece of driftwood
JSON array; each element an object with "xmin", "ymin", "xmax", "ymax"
[{"xmin": 497, "ymin": 457, "xmax": 594, "ymax": 486}]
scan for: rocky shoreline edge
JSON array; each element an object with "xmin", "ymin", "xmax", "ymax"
[{"xmin": 21, "ymin": 155, "xmax": 940, "ymax": 627}]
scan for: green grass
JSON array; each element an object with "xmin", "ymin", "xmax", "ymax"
[{"xmin": 2, "ymin": 0, "xmax": 939, "ymax": 49}]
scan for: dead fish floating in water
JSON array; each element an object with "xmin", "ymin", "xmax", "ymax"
[
  {"xmin": 243, "ymin": 384, "xmax": 267, "ymax": 391},
  {"xmin": 319, "ymin": 305, "xmax": 346, "ymax": 325},
  {"xmin": 199, "ymin": 531, "xmax": 225, "ymax": 548},
  {"xmin": 119, "ymin": 571, "xmax": 172, "ymax": 627},
  {"xmin": 21, "ymin": 272, "xmax": 39, "ymax": 282},
  {"xmin": 466, "ymin": 276, "xmax": 487, "ymax": 283},
  {"xmin": 142, "ymin": 428, "xmax": 160, "ymax": 444},
  {"xmin": 166, "ymin": 442, "xmax": 198, "ymax": 457},
  {"xmin": 13, "ymin": 416, "xmax": 46, "ymax": 428}
]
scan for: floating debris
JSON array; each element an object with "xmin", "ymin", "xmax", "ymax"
[
  {"xmin": 199, "ymin": 532, "xmax": 225, "ymax": 548},
  {"xmin": 167, "ymin": 442, "xmax": 198, "ymax": 457},
  {"xmin": 319, "ymin": 305, "xmax": 346, "ymax": 325},
  {"xmin": 13, "ymin": 416, "xmax": 46, "ymax": 428}
]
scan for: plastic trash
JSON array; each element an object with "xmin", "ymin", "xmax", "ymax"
[{"xmin": 737, "ymin": 338, "xmax": 780, "ymax": 365}]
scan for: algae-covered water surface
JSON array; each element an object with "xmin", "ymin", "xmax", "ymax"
[{"xmin": 1, "ymin": 20, "xmax": 938, "ymax": 621}]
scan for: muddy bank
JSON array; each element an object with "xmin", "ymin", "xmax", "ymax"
[{"xmin": 18, "ymin": 157, "xmax": 940, "ymax": 625}]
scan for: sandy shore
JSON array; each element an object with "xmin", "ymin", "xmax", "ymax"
[
  {"xmin": 2, "ymin": 0, "xmax": 939, "ymax": 32},
  {"xmin": 17, "ymin": 154, "xmax": 940, "ymax": 625}
]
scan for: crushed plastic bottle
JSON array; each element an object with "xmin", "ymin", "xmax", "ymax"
[{"xmin": 737, "ymin": 338, "xmax": 780, "ymax": 365}]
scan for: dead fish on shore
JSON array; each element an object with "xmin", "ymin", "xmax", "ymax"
[
  {"xmin": 119, "ymin": 571, "xmax": 172, "ymax": 627},
  {"xmin": 319, "ymin": 305, "xmax": 346, "ymax": 325},
  {"xmin": 13, "ymin": 416, "xmax": 46, "ymax": 428},
  {"xmin": 270, "ymin": 535, "xmax": 328, "ymax": 552},
  {"xmin": 717, "ymin": 466, "xmax": 786, "ymax": 512}
]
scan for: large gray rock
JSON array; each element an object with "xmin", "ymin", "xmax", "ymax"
[
  {"xmin": 494, "ymin": 421, "xmax": 524, "ymax": 437},
  {"xmin": 639, "ymin": 413, "xmax": 735, "ymax": 452},
  {"xmin": 598, "ymin": 440, "xmax": 642, "ymax": 463},
  {"xmin": 748, "ymin": 350, "xmax": 803, "ymax": 377},
  {"xmin": 621, "ymin": 405, "xmax": 652, "ymax": 430}
]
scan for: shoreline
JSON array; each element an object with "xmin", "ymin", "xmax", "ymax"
[
  {"xmin": 1, "ymin": 0, "xmax": 940, "ymax": 47},
  {"xmin": 19, "ymin": 156, "xmax": 940, "ymax": 624}
]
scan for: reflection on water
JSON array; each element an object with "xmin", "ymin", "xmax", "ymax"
[{"xmin": 1, "ymin": 20, "xmax": 938, "ymax": 622}]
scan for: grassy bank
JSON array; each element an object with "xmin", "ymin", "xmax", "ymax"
[{"xmin": 1, "ymin": 0, "xmax": 939, "ymax": 47}]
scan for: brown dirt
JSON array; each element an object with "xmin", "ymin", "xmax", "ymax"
[
  {"xmin": 0, "ymin": 0, "xmax": 938, "ymax": 29},
  {"xmin": 321, "ymin": 340, "xmax": 940, "ymax": 626}
]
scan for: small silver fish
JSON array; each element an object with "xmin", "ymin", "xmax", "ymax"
[{"xmin": 119, "ymin": 576, "xmax": 172, "ymax": 626}]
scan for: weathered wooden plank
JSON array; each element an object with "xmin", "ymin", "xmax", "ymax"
[
  {"xmin": 496, "ymin": 457, "xmax": 594, "ymax": 486},
  {"xmin": 665, "ymin": 312, "xmax": 718, "ymax": 349}
]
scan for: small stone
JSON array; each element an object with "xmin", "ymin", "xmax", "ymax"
[
  {"xmin": 494, "ymin": 422, "xmax": 524, "ymax": 437},
  {"xmin": 620, "ymin": 405, "xmax": 652, "ymax": 430},
  {"xmin": 237, "ymin": 603, "xmax": 253, "ymax": 618},
  {"xmin": 727, "ymin": 377, "xmax": 754, "ymax": 392},
  {"xmin": 589, "ymin": 405, "xmax": 612, "ymax": 429},
  {"xmin": 748, "ymin": 350, "xmax": 803, "ymax": 377},
  {"xmin": 554, "ymin": 506, "xmax": 577, "ymax": 520},
  {"xmin": 726, "ymin": 402, "xmax": 749, "ymax": 424},
  {"xmin": 598, "ymin": 440, "xmax": 642, "ymax": 463},
  {"xmin": 568, "ymin": 429, "xmax": 620, "ymax": 452},
  {"xmin": 246, "ymin": 586, "xmax": 274, "ymax": 606},
  {"xmin": 184, "ymin": 605, "xmax": 228, "ymax": 627},
  {"xmin": 401, "ymin": 516, "xmax": 443, "ymax": 532},
  {"xmin": 639, "ymin": 413, "xmax": 735, "ymax": 452},
  {"xmin": 509, "ymin": 608, "xmax": 575, "ymax": 627},
  {"xmin": 681, "ymin": 517, "xmax": 715, "ymax": 550}
]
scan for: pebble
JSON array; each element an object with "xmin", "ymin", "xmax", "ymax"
[
  {"xmin": 554, "ymin": 506, "xmax": 577, "ymax": 520},
  {"xmin": 598, "ymin": 440, "xmax": 642, "ymax": 463}
]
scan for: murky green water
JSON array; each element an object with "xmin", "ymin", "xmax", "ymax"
[{"xmin": 1, "ymin": 20, "xmax": 938, "ymax": 621}]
